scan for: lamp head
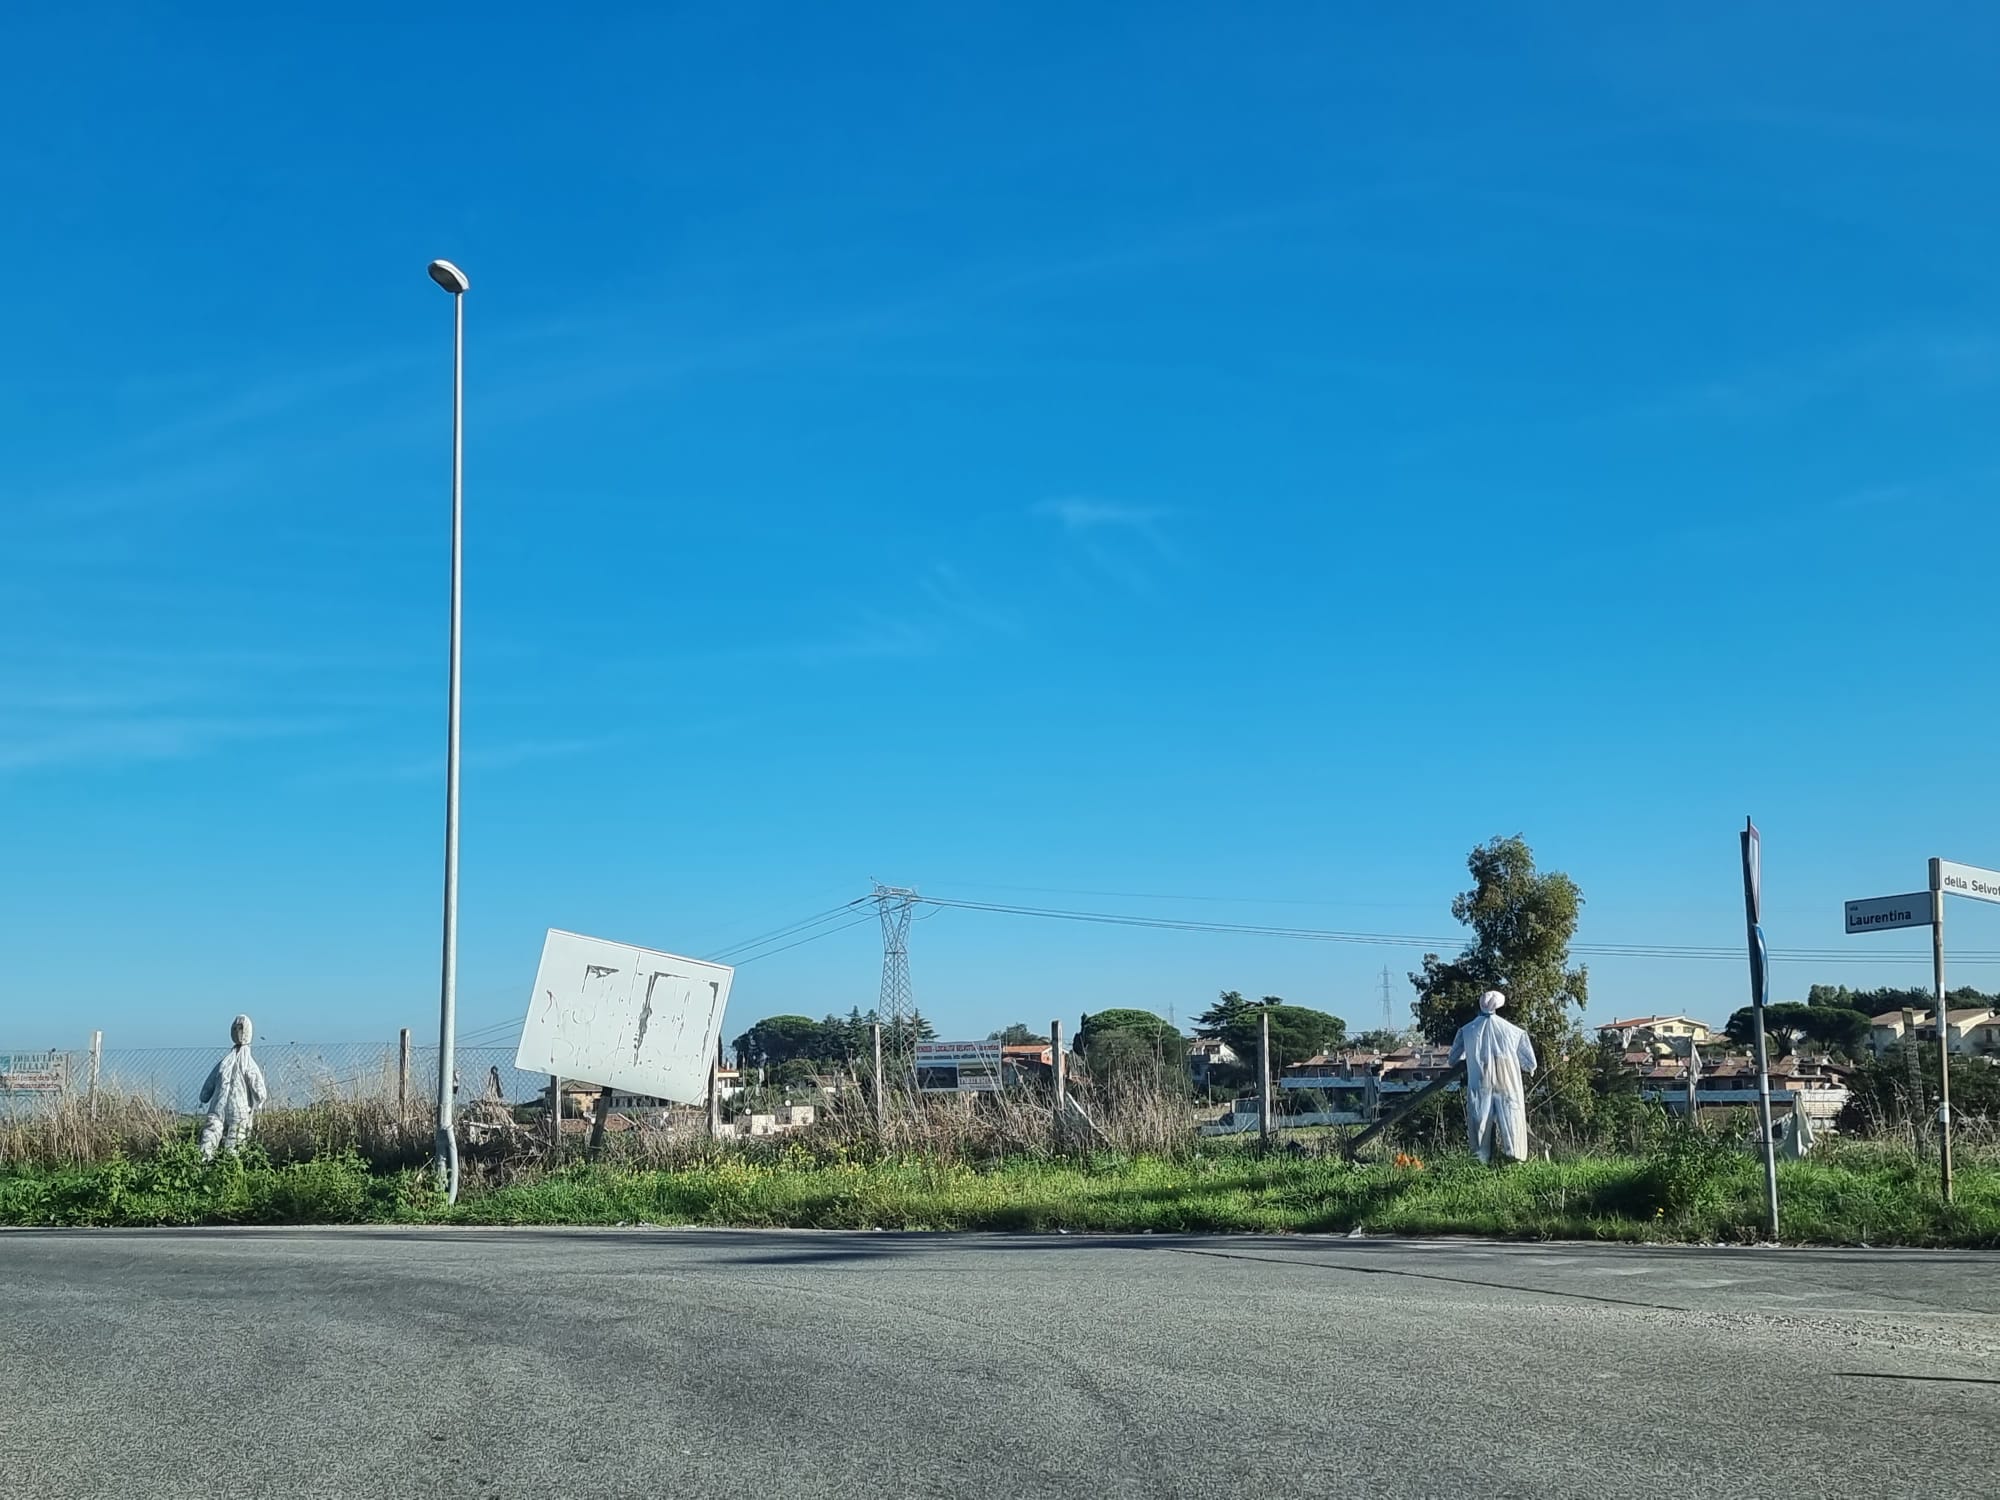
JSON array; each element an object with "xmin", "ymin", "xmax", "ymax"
[{"xmin": 428, "ymin": 259, "xmax": 469, "ymax": 294}]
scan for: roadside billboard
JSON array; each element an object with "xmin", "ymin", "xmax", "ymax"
[
  {"xmin": 514, "ymin": 929, "xmax": 732, "ymax": 1104},
  {"xmin": 0, "ymin": 1052, "xmax": 67, "ymax": 1095},
  {"xmin": 915, "ymin": 1040, "xmax": 1003, "ymax": 1093}
]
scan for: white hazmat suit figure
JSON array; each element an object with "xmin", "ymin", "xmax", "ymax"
[
  {"xmin": 198, "ymin": 1014, "xmax": 267, "ymax": 1160},
  {"xmin": 1447, "ymin": 990, "xmax": 1537, "ymax": 1164}
]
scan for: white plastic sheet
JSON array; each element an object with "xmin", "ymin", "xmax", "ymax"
[{"xmin": 1447, "ymin": 993, "xmax": 1538, "ymax": 1163}]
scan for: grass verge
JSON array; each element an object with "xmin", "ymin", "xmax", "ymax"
[{"xmin": 4, "ymin": 1139, "xmax": 1998, "ymax": 1246}]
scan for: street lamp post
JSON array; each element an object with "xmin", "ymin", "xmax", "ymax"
[{"xmin": 428, "ymin": 257, "xmax": 469, "ymax": 1203}]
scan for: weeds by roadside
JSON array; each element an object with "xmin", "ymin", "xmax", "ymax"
[{"xmin": 5, "ymin": 1125, "xmax": 1997, "ymax": 1246}]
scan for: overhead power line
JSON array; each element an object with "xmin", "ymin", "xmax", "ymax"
[
  {"xmin": 705, "ymin": 899, "xmax": 871, "ymax": 965},
  {"xmin": 912, "ymin": 894, "xmax": 2000, "ymax": 967}
]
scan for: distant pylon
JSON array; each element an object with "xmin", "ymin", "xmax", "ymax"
[
  {"xmin": 874, "ymin": 882, "xmax": 918, "ymax": 1033},
  {"xmin": 1380, "ymin": 966, "xmax": 1395, "ymax": 1033}
]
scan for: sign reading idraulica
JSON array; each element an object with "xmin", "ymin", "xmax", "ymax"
[
  {"xmin": 1935, "ymin": 860, "xmax": 2000, "ymax": 905},
  {"xmin": 1844, "ymin": 891, "xmax": 1936, "ymax": 934}
]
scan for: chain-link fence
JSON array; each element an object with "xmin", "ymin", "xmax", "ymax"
[{"xmin": 0, "ymin": 1042, "xmax": 550, "ymax": 1116}]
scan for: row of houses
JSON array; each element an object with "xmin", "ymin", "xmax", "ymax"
[
  {"xmin": 1229, "ymin": 1038, "xmax": 1855, "ymax": 1129},
  {"xmin": 1603, "ymin": 1006, "xmax": 2000, "ymax": 1059},
  {"xmin": 1863, "ymin": 1007, "xmax": 2000, "ymax": 1058}
]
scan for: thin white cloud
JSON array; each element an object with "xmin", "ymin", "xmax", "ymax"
[
  {"xmin": 0, "ymin": 715, "xmax": 342, "ymax": 774},
  {"xmin": 1033, "ymin": 497, "xmax": 1171, "ymax": 533},
  {"xmin": 347, "ymin": 735, "xmax": 626, "ymax": 785}
]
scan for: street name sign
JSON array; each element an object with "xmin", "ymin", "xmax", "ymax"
[
  {"xmin": 1935, "ymin": 861, "xmax": 2000, "ymax": 905},
  {"xmin": 1844, "ymin": 892, "xmax": 1936, "ymax": 934}
]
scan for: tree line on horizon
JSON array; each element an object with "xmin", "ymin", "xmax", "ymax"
[{"xmin": 728, "ymin": 834, "xmax": 2000, "ymax": 1128}]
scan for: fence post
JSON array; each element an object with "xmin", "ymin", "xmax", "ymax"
[
  {"xmin": 1050, "ymin": 1020, "xmax": 1067, "ymax": 1146},
  {"xmin": 548, "ymin": 1075, "xmax": 563, "ymax": 1155},
  {"xmin": 1258, "ymin": 1010, "xmax": 1272, "ymax": 1148},
  {"xmin": 707, "ymin": 1059, "xmax": 722, "ymax": 1140},
  {"xmin": 398, "ymin": 1028, "xmax": 411, "ymax": 1112},
  {"xmin": 588, "ymin": 1091, "xmax": 612, "ymax": 1159},
  {"xmin": 87, "ymin": 1030, "xmax": 102, "ymax": 1118},
  {"xmin": 871, "ymin": 1022, "xmax": 885, "ymax": 1135}
]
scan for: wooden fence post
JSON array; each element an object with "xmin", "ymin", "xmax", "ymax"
[
  {"xmin": 1050, "ymin": 1020, "xmax": 1067, "ymax": 1145},
  {"xmin": 87, "ymin": 1030, "xmax": 102, "ymax": 1118},
  {"xmin": 588, "ymin": 1091, "xmax": 613, "ymax": 1160},
  {"xmin": 398, "ymin": 1028, "xmax": 411, "ymax": 1112},
  {"xmin": 871, "ymin": 1022, "xmax": 886, "ymax": 1135}
]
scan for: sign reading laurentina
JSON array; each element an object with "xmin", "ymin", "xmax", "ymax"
[
  {"xmin": 1935, "ymin": 860, "xmax": 2000, "ymax": 905},
  {"xmin": 1845, "ymin": 892, "xmax": 1936, "ymax": 934}
]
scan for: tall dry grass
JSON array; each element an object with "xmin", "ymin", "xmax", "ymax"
[
  {"xmin": 0, "ymin": 1091, "xmax": 177, "ymax": 1168},
  {"xmin": 0, "ymin": 1076, "xmax": 439, "ymax": 1172}
]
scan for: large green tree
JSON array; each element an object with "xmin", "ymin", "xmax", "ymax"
[
  {"xmin": 1075, "ymin": 1008, "xmax": 1184, "ymax": 1084},
  {"xmin": 1076, "ymin": 1008, "xmax": 1182, "ymax": 1051},
  {"xmin": 988, "ymin": 1023, "xmax": 1050, "ymax": 1046},
  {"xmin": 1411, "ymin": 835, "xmax": 1588, "ymax": 1046},
  {"xmin": 1802, "ymin": 983, "xmax": 1996, "ymax": 1017},
  {"xmin": 1723, "ymin": 1002, "xmax": 1869, "ymax": 1057},
  {"xmin": 1193, "ymin": 992, "xmax": 1346, "ymax": 1070},
  {"xmin": 732, "ymin": 1015, "xmax": 837, "ymax": 1069}
]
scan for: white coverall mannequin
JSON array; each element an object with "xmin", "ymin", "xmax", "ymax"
[
  {"xmin": 198, "ymin": 1014, "xmax": 268, "ymax": 1160},
  {"xmin": 1447, "ymin": 990, "xmax": 1537, "ymax": 1163}
]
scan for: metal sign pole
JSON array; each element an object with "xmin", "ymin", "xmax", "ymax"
[
  {"xmin": 1740, "ymin": 819, "xmax": 1779, "ymax": 1239},
  {"xmin": 1257, "ymin": 1009, "xmax": 1273, "ymax": 1148},
  {"xmin": 1929, "ymin": 860, "xmax": 1954, "ymax": 1204}
]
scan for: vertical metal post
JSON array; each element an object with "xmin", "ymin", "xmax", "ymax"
[
  {"xmin": 1930, "ymin": 861, "xmax": 1954, "ymax": 1204},
  {"xmin": 87, "ymin": 1030, "xmax": 102, "ymax": 1119},
  {"xmin": 433, "ymin": 279, "xmax": 466, "ymax": 1204},
  {"xmin": 1902, "ymin": 1005, "xmax": 1925, "ymax": 1154},
  {"xmin": 398, "ymin": 1028, "xmax": 411, "ymax": 1112},
  {"xmin": 548, "ymin": 1075, "xmax": 563, "ymax": 1153},
  {"xmin": 1748, "ymin": 1006, "xmax": 1779, "ymax": 1218},
  {"xmin": 870, "ymin": 1022, "xmax": 885, "ymax": 1135},
  {"xmin": 707, "ymin": 1060, "xmax": 722, "ymax": 1141},
  {"xmin": 1741, "ymin": 819, "xmax": 1779, "ymax": 1240},
  {"xmin": 1684, "ymin": 1040, "xmax": 1699, "ymax": 1124},
  {"xmin": 1258, "ymin": 1009, "xmax": 1273, "ymax": 1147}
]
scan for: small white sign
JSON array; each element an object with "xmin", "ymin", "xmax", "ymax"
[
  {"xmin": 514, "ymin": 930, "xmax": 732, "ymax": 1103},
  {"xmin": 1935, "ymin": 860, "xmax": 2000, "ymax": 905},
  {"xmin": 1844, "ymin": 892, "xmax": 1936, "ymax": 934}
]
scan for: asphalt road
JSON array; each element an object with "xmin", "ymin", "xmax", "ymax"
[{"xmin": 3, "ymin": 1229, "xmax": 1996, "ymax": 1499}]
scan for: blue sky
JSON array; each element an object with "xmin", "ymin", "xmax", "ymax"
[{"xmin": 9, "ymin": 5, "xmax": 2000, "ymax": 1050}]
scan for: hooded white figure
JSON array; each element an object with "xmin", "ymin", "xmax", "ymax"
[
  {"xmin": 198, "ymin": 1014, "xmax": 268, "ymax": 1160},
  {"xmin": 1447, "ymin": 991, "xmax": 1537, "ymax": 1164}
]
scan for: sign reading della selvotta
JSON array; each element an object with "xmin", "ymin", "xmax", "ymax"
[{"xmin": 1935, "ymin": 861, "xmax": 2000, "ymax": 905}]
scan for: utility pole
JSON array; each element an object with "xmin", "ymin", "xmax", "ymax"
[
  {"xmin": 426, "ymin": 256, "xmax": 470, "ymax": 1206},
  {"xmin": 1258, "ymin": 1009, "xmax": 1273, "ymax": 1148},
  {"xmin": 1740, "ymin": 818, "xmax": 1780, "ymax": 1240},
  {"xmin": 1930, "ymin": 858, "xmax": 1954, "ymax": 1204},
  {"xmin": 1379, "ymin": 967, "xmax": 1395, "ymax": 1034}
]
